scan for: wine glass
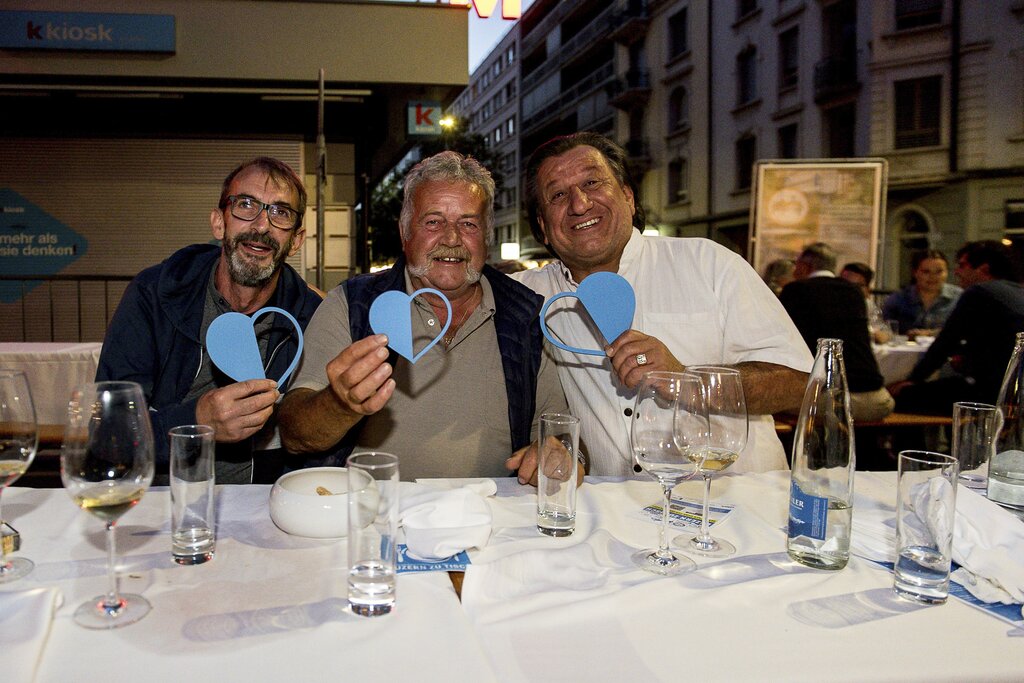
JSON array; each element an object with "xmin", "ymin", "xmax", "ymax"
[
  {"xmin": 673, "ymin": 366, "xmax": 748, "ymax": 557},
  {"xmin": 61, "ymin": 381, "xmax": 155, "ymax": 629},
  {"xmin": 0, "ymin": 370, "xmax": 38, "ymax": 583},
  {"xmin": 630, "ymin": 371, "xmax": 706, "ymax": 575}
]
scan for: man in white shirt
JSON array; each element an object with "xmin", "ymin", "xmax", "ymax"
[{"xmin": 508, "ymin": 133, "xmax": 812, "ymax": 478}]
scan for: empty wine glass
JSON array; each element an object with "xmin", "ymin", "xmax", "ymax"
[
  {"xmin": 673, "ymin": 366, "xmax": 748, "ymax": 558},
  {"xmin": 630, "ymin": 371, "xmax": 706, "ymax": 575},
  {"xmin": 61, "ymin": 381, "xmax": 155, "ymax": 629},
  {"xmin": 0, "ymin": 370, "xmax": 38, "ymax": 583}
]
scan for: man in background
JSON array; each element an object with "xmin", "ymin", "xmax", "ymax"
[
  {"xmin": 781, "ymin": 244, "xmax": 894, "ymax": 421},
  {"xmin": 892, "ymin": 240, "xmax": 1024, "ymax": 414},
  {"xmin": 97, "ymin": 157, "xmax": 322, "ymax": 482}
]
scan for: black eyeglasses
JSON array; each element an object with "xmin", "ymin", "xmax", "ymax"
[{"xmin": 225, "ymin": 195, "xmax": 301, "ymax": 230}]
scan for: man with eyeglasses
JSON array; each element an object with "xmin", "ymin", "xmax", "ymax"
[
  {"xmin": 279, "ymin": 151, "xmax": 569, "ymax": 483},
  {"xmin": 97, "ymin": 157, "xmax": 323, "ymax": 483},
  {"xmin": 507, "ymin": 133, "xmax": 812, "ymax": 478}
]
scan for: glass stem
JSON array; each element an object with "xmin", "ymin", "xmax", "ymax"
[
  {"xmin": 656, "ymin": 483, "xmax": 674, "ymax": 558},
  {"xmin": 102, "ymin": 522, "xmax": 122, "ymax": 612},
  {"xmin": 697, "ymin": 474, "xmax": 714, "ymax": 543}
]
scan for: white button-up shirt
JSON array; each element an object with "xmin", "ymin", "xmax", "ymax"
[{"xmin": 515, "ymin": 232, "xmax": 813, "ymax": 476}]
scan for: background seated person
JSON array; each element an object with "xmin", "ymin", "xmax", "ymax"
[
  {"xmin": 781, "ymin": 243, "xmax": 894, "ymax": 421},
  {"xmin": 278, "ymin": 151, "xmax": 568, "ymax": 483},
  {"xmin": 882, "ymin": 249, "xmax": 961, "ymax": 339},
  {"xmin": 891, "ymin": 240, "xmax": 1024, "ymax": 414},
  {"xmin": 840, "ymin": 261, "xmax": 890, "ymax": 344}
]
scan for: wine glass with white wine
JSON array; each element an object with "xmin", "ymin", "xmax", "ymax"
[
  {"xmin": 673, "ymin": 366, "xmax": 748, "ymax": 558},
  {"xmin": 630, "ymin": 371, "xmax": 707, "ymax": 575},
  {"xmin": 61, "ymin": 381, "xmax": 155, "ymax": 629},
  {"xmin": 0, "ymin": 370, "xmax": 38, "ymax": 583}
]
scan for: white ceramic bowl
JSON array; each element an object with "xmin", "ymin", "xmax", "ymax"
[{"xmin": 269, "ymin": 467, "xmax": 350, "ymax": 538}]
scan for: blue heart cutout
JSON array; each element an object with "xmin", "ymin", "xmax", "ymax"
[
  {"xmin": 206, "ymin": 307, "xmax": 304, "ymax": 385},
  {"xmin": 540, "ymin": 272, "xmax": 636, "ymax": 356},
  {"xmin": 369, "ymin": 288, "xmax": 452, "ymax": 363}
]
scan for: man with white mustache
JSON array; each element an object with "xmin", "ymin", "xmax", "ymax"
[
  {"xmin": 280, "ymin": 151, "xmax": 568, "ymax": 482},
  {"xmin": 97, "ymin": 157, "xmax": 323, "ymax": 483},
  {"xmin": 509, "ymin": 133, "xmax": 813, "ymax": 479}
]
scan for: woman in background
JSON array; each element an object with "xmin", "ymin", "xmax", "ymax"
[{"xmin": 882, "ymin": 249, "xmax": 961, "ymax": 338}]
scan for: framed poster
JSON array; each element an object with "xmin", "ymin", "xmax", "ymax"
[{"xmin": 749, "ymin": 159, "xmax": 887, "ymax": 278}]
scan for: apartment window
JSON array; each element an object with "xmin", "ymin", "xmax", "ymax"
[
  {"xmin": 505, "ymin": 82, "xmax": 516, "ymax": 100},
  {"xmin": 735, "ymin": 135, "xmax": 756, "ymax": 190},
  {"xmin": 669, "ymin": 157, "xmax": 689, "ymax": 202},
  {"xmin": 894, "ymin": 76, "xmax": 941, "ymax": 148},
  {"xmin": 895, "ymin": 0, "xmax": 942, "ymax": 31},
  {"xmin": 668, "ymin": 87, "xmax": 688, "ymax": 131},
  {"xmin": 737, "ymin": 47, "xmax": 758, "ymax": 105},
  {"xmin": 493, "ymin": 61, "xmax": 501, "ymax": 78},
  {"xmin": 506, "ymin": 116, "xmax": 515, "ymax": 136},
  {"xmin": 668, "ymin": 8, "xmax": 688, "ymax": 59},
  {"xmin": 494, "ymin": 127, "xmax": 502, "ymax": 144},
  {"xmin": 825, "ymin": 103, "xmax": 856, "ymax": 156},
  {"xmin": 507, "ymin": 45, "xmax": 515, "ymax": 64},
  {"xmin": 777, "ymin": 123, "xmax": 798, "ymax": 159},
  {"xmin": 737, "ymin": 0, "xmax": 758, "ymax": 20},
  {"xmin": 778, "ymin": 27, "xmax": 799, "ymax": 90}
]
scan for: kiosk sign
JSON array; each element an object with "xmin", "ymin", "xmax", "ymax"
[{"xmin": 0, "ymin": 189, "xmax": 88, "ymax": 304}]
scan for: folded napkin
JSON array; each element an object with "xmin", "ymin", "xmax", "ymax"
[
  {"xmin": 853, "ymin": 482, "xmax": 1024, "ymax": 605},
  {"xmin": 0, "ymin": 586, "xmax": 63, "ymax": 683},
  {"xmin": 943, "ymin": 485, "xmax": 1024, "ymax": 605},
  {"xmin": 399, "ymin": 480, "xmax": 496, "ymax": 560}
]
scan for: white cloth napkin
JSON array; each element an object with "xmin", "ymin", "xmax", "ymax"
[
  {"xmin": 399, "ymin": 480, "xmax": 496, "ymax": 560},
  {"xmin": 852, "ymin": 482, "xmax": 1024, "ymax": 605},
  {"xmin": 0, "ymin": 586, "xmax": 63, "ymax": 683},
  {"xmin": 944, "ymin": 485, "xmax": 1024, "ymax": 605}
]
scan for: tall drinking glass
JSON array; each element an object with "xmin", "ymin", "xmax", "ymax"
[
  {"xmin": 0, "ymin": 370, "xmax": 38, "ymax": 582},
  {"xmin": 630, "ymin": 371, "xmax": 705, "ymax": 575},
  {"xmin": 673, "ymin": 366, "xmax": 748, "ymax": 557},
  {"xmin": 61, "ymin": 382, "xmax": 155, "ymax": 629}
]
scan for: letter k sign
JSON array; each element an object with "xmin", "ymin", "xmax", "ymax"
[{"xmin": 416, "ymin": 104, "xmax": 434, "ymax": 126}]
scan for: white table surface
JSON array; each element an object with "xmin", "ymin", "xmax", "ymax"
[
  {"xmin": 1, "ymin": 485, "xmax": 495, "ymax": 683},
  {"xmin": 3, "ymin": 474, "xmax": 1021, "ymax": 683},
  {"xmin": 0, "ymin": 342, "xmax": 102, "ymax": 424},
  {"xmin": 873, "ymin": 341, "xmax": 928, "ymax": 385},
  {"xmin": 463, "ymin": 471, "xmax": 1023, "ymax": 683}
]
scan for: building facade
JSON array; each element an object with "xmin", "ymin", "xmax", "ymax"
[{"xmin": 460, "ymin": 0, "xmax": 1024, "ymax": 291}]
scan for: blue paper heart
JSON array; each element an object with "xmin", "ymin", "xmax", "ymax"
[
  {"xmin": 540, "ymin": 272, "xmax": 636, "ymax": 356},
  {"xmin": 206, "ymin": 307, "xmax": 304, "ymax": 385},
  {"xmin": 369, "ymin": 288, "xmax": 452, "ymax": 363}
]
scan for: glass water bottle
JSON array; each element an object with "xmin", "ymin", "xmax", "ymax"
[
  {"xmin": 786, "ymin": 338, "xmax": 856, "ymax": 570},
  {"xmin": 990, "ymin": 331, "xmax": 1024, "ymax": 511}
]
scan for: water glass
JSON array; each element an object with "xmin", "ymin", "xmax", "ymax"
[
  {"xmin": 536, "ymin": 413, "xmax": 580, "ymax": 537},
  {"xmin": 347, "ymin": 452, "xmax": 399, "ymax": 617},
  {"xmin": 894, "ymin": 450, "xmax": 958, "ymax": 605},
  {"xmin": 169, "ymin": 425, "xmax": 216, "ymax": 565},
  {"xmin": 952, "ymin": 402, "xmax": 997, "ymax": 490}
]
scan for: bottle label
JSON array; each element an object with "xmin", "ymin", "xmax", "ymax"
[{"xmin": 789, "ymin": 481, "xmax": 828, "ymax": 541}]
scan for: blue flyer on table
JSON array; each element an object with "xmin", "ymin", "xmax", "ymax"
[{"xmin": 396, "ymin": 544, "xmax": 470, "ymax": 573}]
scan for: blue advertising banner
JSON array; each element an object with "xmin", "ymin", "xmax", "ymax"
[
  {"xmin": 0, "ymin": 189, "xmax": 88, "ymax": 304},
  {"xmin": 0, "ymin": 11, "xmax": 175, "ymax": 53}
]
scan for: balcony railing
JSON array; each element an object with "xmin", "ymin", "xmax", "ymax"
[
  {"xmin": 813, "ymin": 56, "xmax": 860, "ymax": 103},
  {"xmin": 521, "ymin": 3, "xmax": 617, "ymax": 93},
  {"xmin": 522, "ymin": 61, "xmax": 616, "ymax": 135},
  {"xmin": 607, "ymin": 69, "xmax": 652, "ymax": 110},
  {"xmin": 609, "ymin": 1, "xmax": 650, "ymax": 45}
]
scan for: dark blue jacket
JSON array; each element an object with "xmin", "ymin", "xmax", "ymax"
[
  {"xmin": 337, "ymin": 256, "xmax": 544, "ymax": 458},
  {"xmin": 96, "ymin": 243, "xmax": 322, "ymax": 465}
]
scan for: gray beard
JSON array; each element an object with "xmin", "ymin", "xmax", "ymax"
[{"xmin": 224, "ymin": 232, "xmax": 291, "ymax": 287}]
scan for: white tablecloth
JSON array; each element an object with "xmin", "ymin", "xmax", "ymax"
[
  {"xmin": 461, "ymin": 472, "xmax": 1023, "ymax": 683},
  {"xmin": 0, "ymin": 342, "xmax": 102, "ymax": 424},
  {"xmin": 874, "ymin": 342, "xmax": 928, "ymax": 384},
  {"xmin": 1, "ymin": 486, "xmax": 495, "ymax": 683}
]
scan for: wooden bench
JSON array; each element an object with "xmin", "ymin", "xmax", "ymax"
[{"xmin": 774, "ymin": 412, "xmax": 953, "ymax": 470}]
